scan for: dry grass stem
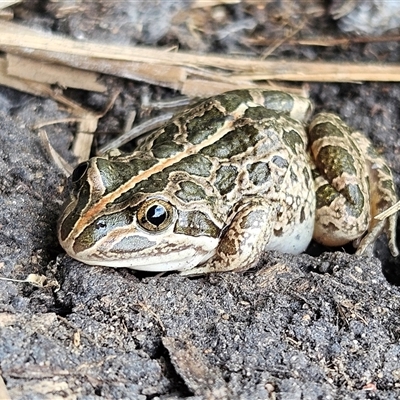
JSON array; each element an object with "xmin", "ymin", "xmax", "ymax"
[
  {"xmin": 375, "ymin": 201, "xmax": 400, "ymax": 221},
  {"xmin": 0, "ymin": 1, "xmax": 20, "ymax": 10},
  {"xmin": 0, "ymin": 20, "xmax": 399, "ymax": 96},
  {"xmin": 246, "ymin": 34, "xmax": 400, "ymax": 48},
  {"xmin": 6, "ymin": 54, "xmax": 106, "ymax": 92},
  {"xmin": 38, "ymin": 130, "xmax": 73, "ymax": 177},
  {"xmin": 191, "ymin": 0, "xmax": 240, "ymax": 8}
]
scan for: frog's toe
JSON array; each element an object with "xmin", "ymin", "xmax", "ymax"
[{"xmin": 355, "ymin": 215, "xmax": 399, "ymax": 257}]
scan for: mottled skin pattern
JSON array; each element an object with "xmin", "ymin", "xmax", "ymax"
[
  {"xmin": 309, "ymin": 113, "xmax": 398, "ymax": 257},
  {"xmin": 58, "ymin": 90, "xmax": 398, "ymax": 275}
]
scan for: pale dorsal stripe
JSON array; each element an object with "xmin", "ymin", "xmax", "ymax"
[{"xmin": 74, "ymin": 103, "xmax": 249, "ymax": 234}]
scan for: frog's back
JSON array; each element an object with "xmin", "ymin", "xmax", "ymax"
[{"xmin": 133, "ymin": 90, "xmax": 316, "ymax": 252}]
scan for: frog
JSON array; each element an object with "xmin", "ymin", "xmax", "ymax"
[{"xmin": 58, "ymin": 89, "xmax": 399, "ymax": 275}]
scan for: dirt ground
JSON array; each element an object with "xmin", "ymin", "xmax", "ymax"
[{"xmin": 1, "ymin": 1, "xmax": 400, "ymax": 399}]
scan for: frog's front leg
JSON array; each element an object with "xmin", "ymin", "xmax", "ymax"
[
  {"xmin": 309, "ymin": 113, "xmax": 398, "ymax": 256},
  {"xmin": 180, "ymin": 198, "xmax": 273, "ymax": 276}
]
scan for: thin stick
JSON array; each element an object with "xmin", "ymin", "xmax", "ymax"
[{"xmin": 98, "ymin": 113, "xmax": 174, "ymax": 154}]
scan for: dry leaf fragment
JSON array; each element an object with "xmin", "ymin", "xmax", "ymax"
[
  {"xmin": 0, "ymin": 375, "xmax": 10, "ymax": 400},
  {"xmin": 73, "ymin": 330, "xmax": 81, "ymax": 347},
  {"xmin": 0, "ymin": 273, "xmax": 59, "ymax": 290}
]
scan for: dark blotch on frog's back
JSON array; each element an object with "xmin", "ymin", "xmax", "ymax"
[
  {"xmin": 186, "ymin": 107, "xmax": 227, "ymax": 145},
  {"xmin": 176, "ymin": 181, "xmax": 207, "ymax": 203},
  {"xmin": 201, "ymin": 124, "xmax": 262, "ymax": 159},
  {"xmin": 243, "ymin": 105, "xmax": 280, "ymax": 121},
  {"xmin": 282, "ymin": 129, "xmax": 305, "ymax": 155},
  {"xmin": 164, "ymin": 154, "xmax": 212, "ymax": 177},
  {"xmin": 214, "ymin": 90, "xmax": 253, "ymax": 113},
  {"xmin": 214, "ymin": 165, "xmax": 238, "ymax": 196},
  {"xmin": 260, "ymin": 90, "xmax": 296, "ymax": 114},
  {"xmin": 97, "ymin": 158, "xmax": 158, "ymax": 195},
  {"xmin": 247, "ymin": 161, "xmax": 271, "ymax": 186},
  {"xmin": 151, "ymin": 123, "xmax": 184, "ymax": 158}
]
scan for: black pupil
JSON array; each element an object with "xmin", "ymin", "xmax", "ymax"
[
  {"xmin": 95, "ymin": 220, "xmax": 107, "ymax": 229},
  {"xmin": 146, "ymin": 205, "xmax": 167, "ymax": 226},
  {"xmin": 72, "ymin": 162, "xmax": 88, "ymax": 183}
]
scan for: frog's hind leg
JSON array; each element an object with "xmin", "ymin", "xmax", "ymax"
[
  {"xmin": 309, "ymin": 113, "xmax": 398, "ymax": 256},
  {"xmin": 351, "ymin": 130, "xmax": 398, "ymax": 256}
]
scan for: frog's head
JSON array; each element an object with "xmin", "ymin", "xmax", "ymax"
[{"xmin": 58, "ymin": 156, "xmax": 221, "ymax": 272}]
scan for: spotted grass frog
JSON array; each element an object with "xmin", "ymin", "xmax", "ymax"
[{"xmin": 58, "ymin": 89, "xmax": 399, "ymax": 275}]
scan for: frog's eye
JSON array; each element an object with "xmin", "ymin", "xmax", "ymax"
[
  {"xmin": 71, "ymin": 162, "xmax": 89, "ymax": 183},
  {"xmin": 137, "ymin": 199, "xmax": 174, "ymax": 232}
]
